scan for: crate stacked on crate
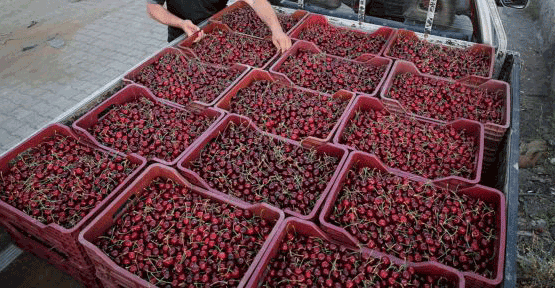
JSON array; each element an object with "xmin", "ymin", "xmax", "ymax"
[
  {"xmin": 0, "ymin": 124, "xmax": 146, "ymax": 288},
  {"xmin": 209, "ymin": 0, "xmax": 308, "ymax": 38},
  {"xmin": 79, "ymin": 164, "xmax": 284, "ymax": 288},
  {"xmin": 333, "ymin": 95, "xmax": 485, "ymax": 188},
  {"xmin": 269, "ymin": 40, "xmax": 393, "ymax": 98},
  {"xmin": 123, "ymin": 47, "xmax": 250, "ymax": 108},
  {"xmin": 289, "ymin": 14, "xmax": 395, "ymax": 60},
  {"xmin": 177, "ymin": 114, "xmax": 349, "ymax": 221},
  {"xmin": 0, "ymin": 220, "xmax": 101, "ymax": 288},
  {"xmin": 379, "ymin": 60, "xmax": 510, "ymax": 168},
  {"xmin": 177, "ymin": 23, "xmax": 281, "ymax": 70},
  {"xmin": 214, "ymin": 69, "xmax": 355, "ymax": 143},
  {"xmin": 318, "ymin": 152, "xmax": 507, "ymax": 287},
  {"xmin": 384, "ymin": 29, "xmax": 495, "ymax": 79},
  {"xmin": 247, "ymin": 218, "xmax": 466, "ymax": 288},
  {"xmin": 72, "ymin": 84, "xmax": 225, "ymax": 166}
]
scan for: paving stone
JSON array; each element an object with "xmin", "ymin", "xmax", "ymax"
[
  {"xmin": 73, "ymin": 33, "xmax": 93, "ymax": 43},
  {"xmin": 2, "ymin": 118, "xmax": 25, "ymax": 132},
  {"xmin": 27, "ymin": 85, "xmax": 46, "ymax": 97},
  {"xmin": 36, "ymin": 91, "xmax": 58, "ymax": 104},
  {"xmin": 56, "ymin": 86, "xmax": 80, "ymax": 99},
  {"xmin": 22, "ymin": 112, "xmax": 51, "ymax": 130},
  {"xmin": 88, "ymin": 30, "xmax": 103, "ymax": 38},
  {"xmin": 28, "ymin": 101, "xmax": 64, "ymax": 119},
  {"xmin": 0, "ymin": 113, "xmax": 8, "ymax": 126},
  {"xmin": 9, "ymin": 93, "xmax": 34, "ymax": 106},
  {"xmin": 107, "ymin": 61, "xmax": 131, "ymax": 73},
  {"xmin": 69, "ymin": 91, "xmax": 93, "ymax": 102},
  {"xmin": 43, "ymin": 82, "xmax": 67, "ymax": 94},
  {"xmin": 14, "ymin": 83, "xmax": 34, "ymax": 95},
  {"xmin": 49, "ymin": 96, "xmax": 77, "ymax": 111},
  {"xmin": 0, "ymin": 132, "xmax": 18, "ymax": 152},
  {"xmin": 11, "ymin": 123, "xmax": 38, "ymax": 140},
  {"xmin": 11, "ymin": 107, "xmax": 35, "ymax": 122},
  {"xmin": 86, "ymin": 44, "xmax": 104, "ymax": 55},
  {"xmin": 0, "ymin": 101, "xmax": 19, "ymax": 115}
]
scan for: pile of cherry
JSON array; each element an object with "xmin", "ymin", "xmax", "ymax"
[
  {"xmin": 297, "ymin": 22, "xmax": 387, "ymax": 58},
  {"xmin": 327, "ymin": 164, "xmax": 497, "ymax": 278},
  {"xmin": 219, "ymin": 5, "xmax": 301, "ymax": 38},
  {"xmin": 130, "ymin": 51, "xmax": 242, "ymax": 106},
  {"xmin": 386, "ymin": 73, "xmax": 505, "ymax": 124},
  {"xmin": 95, "ymin": 177, "xmax": 275, "ymax": 287},
  {"xmin": 260, "ymin": 231, "xmax": 456, "ymax": 287},
  {"xmin": 190, "ymin": 122, "xmax": 340, "ymax": 215},
  {"xmin": 188, "ymin": 29, "xmax": 277, "ymax": 67},
  {"xmin": 0, "ymin": 134, "xmax": 137, "ymax": 228},
  {"xmin": 387, "ymin": 31, "xmax": 492, "ymax": 79},
  {"xmin": 88, "ymin": 97, "xmax": 214, "ymax": 161},
  {"xmin": 228, "ymin": 80, "xmax": 349, "ymax": 140},
  {"xmin": 276, "ymin": 48, "xmax": 387, "ymax": 95},
  {"xmin": 340, "ymin": 108, "xmax": 478, "ymax": 179}
]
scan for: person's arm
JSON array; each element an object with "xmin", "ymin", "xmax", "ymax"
[
  {"xmin": 243, "ymin": 0, "xmax": 292, "ymax": 52},
  {"xmin": 146, "ymin": 2, "xmax": 203, "ymax": 40}
]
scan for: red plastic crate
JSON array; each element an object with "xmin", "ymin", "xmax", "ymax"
[
  {"xmin": 177, "ymin": 23, "xmax": 281, "ymax": 70},
  {"xmin": 383, "ymin": 29, "xmax": 495, "ymax": 79},
  {"xmin": 333, "ymin": 95, "xmax": 485, "ymax": 188},
  {"xmin": 215, "ymin": 68, "xmax": 355, "ymax": 143},
  {"xmin": 319, "ymin": 151, "xmax": 507, "ymax": 287},
  {"xmin": 72, "ymin": 84, "xmax": 225, "ymax": 166},
  {"xmin": 269, "ymin": 40, "xmax": 393, "ymax": 98},
  {"xmin": 0, "ymin": 123, "xmax": 146, "ymax": 269},
  {"xmin": 380, "ymin": 60, "xmax": 511, "ymax": 140},
  {"xmin": 176, "ymin": 114, "xmax": 349, "ymax": 221},
  {"xmin": 482, "ymin": 138, "xmax": 502, "ymax": 168},
  {"xmin": 123, "ymin": 47, "xmax": 249, "ymax": 108},
  {"xmin": 79, "ymin": 164, "xmax": 284, "ymax": 288},
  {"xmin": 0, "ymin": 219, "xmax": 102, "ymax": 288},
  {"xmin": 289, "ymin": 14, "xmax": 395, "ymax": 59},
  {"xmin": 246, "ymin": 218, "xmax": 465, "ymax": 288},
  {"xmin": 209, "ymin": 0, "xmax": 308, "ymax": 37}
]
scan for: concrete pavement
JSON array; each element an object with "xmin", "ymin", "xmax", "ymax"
[{"xmin": 0, "ymin": 0, "xmax": 167, "ymax": 154}]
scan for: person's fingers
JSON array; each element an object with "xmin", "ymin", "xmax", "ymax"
[
  {"xmin": 284, "ymin": 36, "xmax": 292, "ymax": 50},
  {"xmin": 271, "ymin": 33, "xmax": 292, "ymax": 53},
  {"xmin": 183, "ymin": 22, "xmax": 203, "ymax": 42},
  {"xmin": 272, "ymin": 37, "xmax": 281, "ymax": 52},
  {"xmin": 194, "ymin": 30, "xmax": 204, "ymax": 43},
  {"xmin": 279, "ymin": 37, "xmax": 291, "ymax": 53},
  {"xmin": 279, "ymin": 40, "xmax": 286, "ymax": 53},
  {"xmin": 278, "ymin": 37, "xmax": 290, "ymax": 53},
  {"xmin": 183, "ymin": 26, "xmax": 195, "ymax": 37}
]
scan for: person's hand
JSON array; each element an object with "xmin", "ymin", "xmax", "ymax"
[
  {"xmin": 271, "ymin": 30, "xmax": 292, "ymax": 53},
  {"xmin": 181, "ymin": 19, "xmax": 204, "ymax": 42}
]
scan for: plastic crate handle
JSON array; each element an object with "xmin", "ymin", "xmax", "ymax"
[
  {"xmin": 97, "ymin": 104, "xmax": 117, "ymax": 120},
  {"xmin": 10, "ymin": 223, "xmax": 69, "ymax": 261},
  {"xmin": 113, "ymin": 194, "xmax": 138, "ymax": 220}
]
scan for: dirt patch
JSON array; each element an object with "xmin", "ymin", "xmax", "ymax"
[
  {"xmin": 499, "ymin": 5, "xmax": 555, "ymax": 286},
  {"xmin": 520, "ymin": 139, "xmax": 548, "ymax": 168},
  {"xmin": 525, "ymin": 0, "xmax": 540, "ymax": 21},
  {"xmin": 517, "ymin": 232, "xmax": 555, "ymax": 287},
  {"xmin": 517, "ymin": 91, "xmax": 555, "ymax": 286},
  {"xmin": 0, "ymin": 24, "xmax": 77, "ymax": 84}
]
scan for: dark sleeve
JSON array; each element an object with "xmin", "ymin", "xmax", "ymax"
[{"xmin": 147, "ymin": 0, "xmax": 166, "ymax": 4}]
